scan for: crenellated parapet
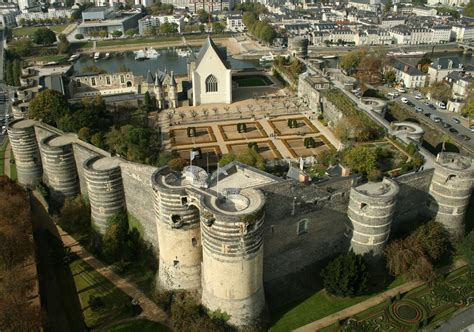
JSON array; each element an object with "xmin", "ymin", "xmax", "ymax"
[
  {"xmin": 39, "ymin": 134, "xmax": 80, "ymax": 202},
  {"xmin": 152, "ymin": 166, "xmax": 203, "ymax": 291},
  {"xmin": 346, "ymin": 177, "xmax": 399, "ymax": 259},
  {"xmin": 200, "ymin": 187, "xmax": 266, "ymax": 326},
  {"xmin": 7, "ymin": 119, "xmax": 43, "ymax": 186},
  {"xmin": 429, "ymin": 153, "xmax": 474, "ymax": 240},
  {"xmin": 83, "ymin": 156, "xmax": 125, "ymax": 232}
]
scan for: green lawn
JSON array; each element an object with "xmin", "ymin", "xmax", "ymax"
[
  {"xmin": 0, "ymin": 139, "xmax": 7, "ymax": 176},
  {"xmin": 269, "ymin": 275, "xmax": 405, "ymax": 332},
  {"xmin": 25, "ymin": 54, "xmax": 69, "ymax": 63},
  {"xmin": 107, "ymin": 319, "xmax": 170, "ymax": 332},
  {"xmin": 12, "ymin": 24, "xmax": 69, "ymax": 37},
  {"xmin": 233, "ymin": 75, "xmax": 273, "ymax": 87},
  {"xmin": 70, "ymin": 257, "xmax": 135, "ymax": 330},
  {"xmin": 9, "ymin": 149, "xmax": 17, "ymax": 181}
]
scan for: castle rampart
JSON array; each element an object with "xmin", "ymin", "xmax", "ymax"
[
  {"xmin": 346, "ymin": 178, "xmax": 400, "ymax": 258},
  {"xmin": 152, "ymin": 167, "xmax": 203, "ymax": 291},
  {"xmin": 39, "ymin": 134, "xmax": 80, "ymax": 202},
  {"xmin": 429, "ymin": 153, "xmax": 474, "ymax": 240},
  {"xmin": 6, "ymin": 118, "xmax": 473, "ymax": 328},
  {"xmin": 7, "ymin": 119, "xmax": 43, "ymax": 186},
  {"xmin": 200, "ymin": 188, "xmax": 266, "ymax": 326},
  {"xmin": 83, "ymin": 156, "xmax": 126, "ymax": 232}
]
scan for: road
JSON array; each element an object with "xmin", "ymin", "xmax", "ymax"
[
  {"xmin": 429, "ymin": 306, "xmax": 474, "ymax": 332},
  {"xmin": 0, "ymin": 28, "xmax": 12, "ymax": 146},
  {"xmin": 385, "ymin": 90, "xmax": 474, "ymax": 152}
]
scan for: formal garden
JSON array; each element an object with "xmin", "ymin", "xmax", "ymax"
[
  {"xmin": 233, "ymin": 75, "xmax": 274, "ymax": 87},
  {"xmin": 321, "ymin": 266, "xmax": 474, "ymax": 331}
]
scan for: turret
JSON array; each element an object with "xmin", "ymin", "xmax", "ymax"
[
  {"xmin": 83, "ymin": 156, "xmax": 125, "ymax": 232},
  {"xmin": 7, "ymin": 119, "xmax": 43, "ymax": 186},
  {"xmin": 200, "ymin": 188, "xmax": 266, "ymax": 327},
  {"xmin": 143, "ymin": 70, "xmax": 154, "ymax": 93},
  {"xmin": 39, "ymin": 134, "xmax": 79, "ymax": 203},
  {"xmin": 428, "ymin": 153, "xmax": 474, "ymax": 240},
  {"xmin": 152, "ymin": 166, "xmax": 204, "ymax": 291},
  {"xmin": 154, "ymin": 72, "xmax": 164, "ymax": 109},
  {"xmin": 346, "ymin": 178, "xmax": 399, "ymax": 259},
  {"xmin": 168, "ymin": 71, "xmax": 178, "ymax": 108}
]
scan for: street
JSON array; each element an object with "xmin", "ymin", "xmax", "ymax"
[{"xmin": 385, "ymin": 89, "xmax": 474, "ymax": 152}]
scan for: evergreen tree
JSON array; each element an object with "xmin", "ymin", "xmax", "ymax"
[{"xmin": 320, "ymin": 251, "xmax": 370, "ymax": 297}]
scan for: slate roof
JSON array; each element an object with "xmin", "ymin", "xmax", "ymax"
[
  {"xmin": 195, "ymin": 36, "xmax": 230, "ymax": 70},
  {"xmin": 390, "ymin": 59, "xmax": 426, "ymax": 76},
  {"xmin": 430, "ymin": 56, "xmax": 462, "ymax": 70}
]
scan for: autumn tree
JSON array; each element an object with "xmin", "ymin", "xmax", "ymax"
[
  {"xmin": 57, "ymin": 33, "xmax": 70, "ymax": 54},
  {"xmin": 56, "ymin": 196, "xmax": 90, "ymax": 234},
  {"xmin": 340, "ymin": 49, "xmax": 366, "ymax": 73},
  {"xmin": 429, "ymin": 82, "xmax": 451, "ymax": 102},
  {"xmin": 357, "ymin": 55, "xmax": 383, "ymax": 85}
]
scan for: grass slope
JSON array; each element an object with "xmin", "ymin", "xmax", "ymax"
[
  {"xmin": 107, "ymin": 319, "xmax": 170, "ymax": 332},
  {"xmin": 12, "ymin": 24, "xmax": 68, "ymax": 37}
]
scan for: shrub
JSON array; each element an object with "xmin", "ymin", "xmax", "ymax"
[
  {"xmin": 57, "ymin": 196, "xmax": 90, "ymax": 235},
  {"xmin": 458, "ymin": 231, "xmax": 474, "ymax": 267},
  {"xmin": 88, "ymin": 295, "xmax": 105, "ymax": 311},
  {"xmin": 321, "ymin": 250, "xmax": 370, "ymax": 297}
]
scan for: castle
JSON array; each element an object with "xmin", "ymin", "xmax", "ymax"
[{"xmin": 7, "ymin": 117, "xmax": 474, "ymax": 327}]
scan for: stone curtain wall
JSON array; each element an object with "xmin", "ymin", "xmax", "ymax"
[
  {"xmin": 121, "ymin": 162, "xmax": 159, "ymax": 246},
  {"xmin": 261, "ymin": 177, "xmax": 354, "ymax": 281},
  {"xmin": 321, "ymin": 97, "xmax": 344, "ymax": 127}
]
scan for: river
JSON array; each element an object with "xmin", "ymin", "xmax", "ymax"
[{"xmin": 73, "ymin": 49, "xmax": 260, "ymax": 76}]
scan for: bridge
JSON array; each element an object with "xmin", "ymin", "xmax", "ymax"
[{"xmin": 457, "ymin": 41, "xmax": 474, "ymax": 53}]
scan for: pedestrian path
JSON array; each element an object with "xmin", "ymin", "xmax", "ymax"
[
  {"xmin": 3, "ymin": 142, "xmax": 10, "ymax": 177},
  {"xmin": 57, "ymin": 226, "xmax": 170, "ymax": 326}
]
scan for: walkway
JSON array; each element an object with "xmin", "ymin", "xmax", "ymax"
[
  {"xmin": 3, "ymin": 142, "xmax": 10, "ymax": 177},
  {"xmin": 31, "ymin": 191, "xmax": 169, "ymax": 326},
  {"xmin": 295, "ymin": 260, "xmax": 467, "ymax": 332},
  {"xmin": 58, "ymin": 226, "xmax": 170, "ymax": 326}
]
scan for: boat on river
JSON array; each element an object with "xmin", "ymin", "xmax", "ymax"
[
  {"xmin": 93, "ymin": 52, "xmax": 100, "ymax": 60},
  {"xmin": 68, "ymin": 54, "xmax": 81, "ymax": 62}
]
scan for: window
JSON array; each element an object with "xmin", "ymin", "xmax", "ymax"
[
  {"xmin": 297, "ymin": 219, "xmax": 308, "ymax": 235},
  {"xmin": 205, "ymin": 74, "xmax": 218, "ymax": 92},
  {"xmin": 76, "ymin": 79, "xmax": 81, "ymax": 87},
  {"xmin": 360, "ymin": 203, "xmax": 368, "ymax": 210},
  {"xmin": 192, "ymin": 238, "xmax": 198, "ymax": 247},
  {"xmin": 91, "ymin": 77, "xmax": 96, "ymax": 86},
  {"xmin": 106, "ymin": 76, "xmax": 111, "ymax": 85},
  {"xmin": 181, "ymin": 197, "xmax": 187, "ymax": 205},
  {"xmin": 120, "ymin": 75, "xmax": 124, "ymax": 84}
]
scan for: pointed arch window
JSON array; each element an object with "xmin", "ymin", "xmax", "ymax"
[{"xmin": 205, "ymin": 75, "xmax": 218, "ymax": 93}]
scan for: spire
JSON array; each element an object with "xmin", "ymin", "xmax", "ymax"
[
  {"xmin": 170, "ymin": 71, "xmax": 177, "ymax": 87},
  {"xmin": 146, "ymin": 70, "xmax": 154, "ymax": 84},
  {"xmin": 155, "ymin": 71, "xmax": 162, "ymax": 87}
]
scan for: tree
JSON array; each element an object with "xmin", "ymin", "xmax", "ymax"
[
  {"xmin": 417, "ymin": 55, "xmax": 432, "ymax": 73},
  {"xmin": 125, "ymin": 28, "xmax": 138, "ymax": 37},
  {"xmin": 320, "ymin": 251, "xmax": 370, "ymax": 297},
  {"xmin": 33, "ymin": 27, "xmax": 56, "ymax": 45},
  {"xmin": 384, "ymin": 0, "xmax": 392, "ymax": 12},
  {"xmin": 383, "ymin": 70, "xmax": 396, "ymax": 84},
  {"xmin": 212, "ymin": 21, "xmax": 225, "ymax": 33},
  {"xmin": 343, "ymin": 146, "xmax": 378, "ymax": 175},
  {"xmin": 340, "ymin": 49, "xmax": 366, "ymax": 73},
  {"xmin": 75, "ymin": 33, "xmax": 84, "ymax": 40},
  {"xmin": 465, "ymin": 0, "xmax": 474, "ymax": 16},
  {"xmin": 29, "ymin": 89, "xmax": 70, "ymax": 126},
  {"xmin": 99, "ymin": 30, "xmax": 109, "ymax": 39},
  {"xmin": 385, "ymin": 222, "xmax": 451, "ymax": 281},
  {"xmin": 429, "ymin": 82, "xmax": 451, "ymax": 102},
  {"xmin": 197, "ymin": 9, "xmax": 210, "ymax": 24},
  {"xmin": 219, "ymin": 148, "xmax": 265, "ymax": 170},
  {"xmin": 57, "ymin": 33, "xmax": 70, "ymax": 54},
  {"xmin": 111, "ymin": 30, "xmax": 123, "ymax": 38},
  {"xmin": 357, "ymin": 55, "xmax": 383, "ymax": 85},
  {"xmin": 168, "ymin": 157, "xmax": 187, "ymax": 171},
  {"xmin": 7, "ymin": 38, "xmax": 33, "ymax": 57},
  {"xmin": 57, "ymin": 196, "xmax": 90, "ymax": 234},
  {"xmin": 458, "ymin": 231, "xmax": 474, "ymax": 267},
  {"xmin": 102, "ymin": 210, "xmax": 130, "ymax": 263},
  {"xmin": 159, "ymin": 22, "xmax": 178, "ymax": 34}
]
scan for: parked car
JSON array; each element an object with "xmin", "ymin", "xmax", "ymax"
[
  {"xmin": 424, "ymin": 112, "xmax": 431, "ymax": 117},
  {"xmin": 438, "ymin": 102, "xmax": 446, "ymax": 109},
  {"xmin": 470, "ymin": 126, "xmax": 474, "ymax": 132},
  {"xmin": 401, "ymin": 97, "xmax": 409, "ymax": 104},
  {"xmin": 452, "ymin": 117, "xmax": 461, "ymax": 124},
  {"xmin": 415, "ymin": 93, "xmax": 423, "ymax": 99},
  {"xmin": 396, "ymin": 87, "xmax": 406, "ymax": 93},
  {"xmin": 415, "ymin": 107, "xmax": 423, "ymax": 112},
  {"xmin": 442, "ymin": 122, "xmax": 451, "ymax": 129},
  {"xmin": 428, "ymin": 104, "xmax": 436, "ymax": 110},
  {"xmin": 449, "ymin": 127, "xmax": 458, "ymax": 134},
  {"xmin": 430, "ymin": 115, "xmax": 441, "ymax": 123},
  {"xmin": 459, "ymin": 134, "xmax": 471, "ymax": 141}
]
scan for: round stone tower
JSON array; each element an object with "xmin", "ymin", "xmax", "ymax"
[
  {"xmin": 152, "ymin": 166, "xmax": 204, "ymax": 291},
  {"xmin": 83, "ymin": 156, "xmax": 125, "ymax": 233},
  {"xmin": 429, "ymin": 152, "xmax": 474, "ymax": 240},
  {"xmin": 346, "ymin": 178, "xmax": 399, "ymax": 259},
  {"xmin": 39, "ymin": 134, "xmax": 79, "ymax": 202},
  {"xmin": 7, "ymin": 119, "xmax": 42, "ymax": 186},
  {"xmin": 200, "ymin": 188, "xmax": 266, "ymax": 327}
]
